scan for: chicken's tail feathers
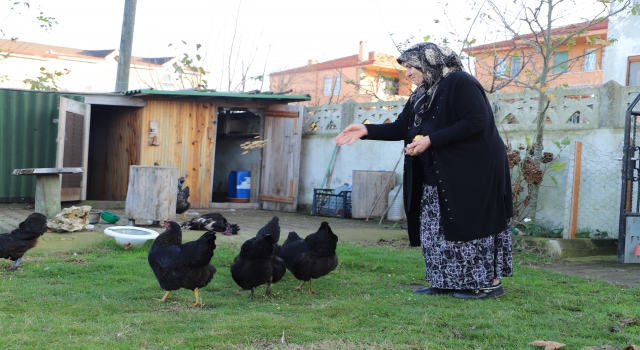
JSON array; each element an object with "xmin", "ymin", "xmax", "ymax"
[{"xmin": 227, "ymin": 224, "xmax": 240, "ymax": 235}]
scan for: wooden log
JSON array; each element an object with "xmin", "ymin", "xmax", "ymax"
[
  {"xmin": 125, "ymin": 166, "xmax": 178, "ymax": 223},
  {"xmin": 351, "ymin": 170, "xmax": 395, "ymax": 219}
]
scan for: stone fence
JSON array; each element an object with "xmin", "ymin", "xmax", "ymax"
[{"xmin": 299, "ymin": 81, "xmax": 640, "ymax": 238}]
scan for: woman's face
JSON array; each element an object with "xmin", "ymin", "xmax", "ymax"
[{"xmin": 403, "ymin": 64, "xmax": 424, "ymax": 86}]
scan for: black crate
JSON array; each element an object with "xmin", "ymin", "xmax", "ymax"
[{"xmin": 311, "ymin": 188, "xmax": 352, "ymax": 219}]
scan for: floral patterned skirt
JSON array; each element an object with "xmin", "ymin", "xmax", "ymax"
[{"xmin": 419, "ymin": 185, "xmax": 513, "ymax": 290}]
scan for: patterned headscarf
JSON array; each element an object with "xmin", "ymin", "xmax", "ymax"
[{"xmin": 397, "ymin": 42, "xmax": 464, "ymax": 119}]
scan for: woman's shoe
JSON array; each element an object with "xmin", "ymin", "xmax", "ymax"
[
  {"xmin": 453, "ymin": 284, "xmax": 504, "ymax": 299},
  {"xmin": 413, "ymin": 286, "xmax": 454, "ymax": 295}
]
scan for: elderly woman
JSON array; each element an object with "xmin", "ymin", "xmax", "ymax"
[{"xmin": 335, "ymin": 42, "xmax": 513, "ymax": 300}]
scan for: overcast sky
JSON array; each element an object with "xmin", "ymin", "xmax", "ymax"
[{"xmin": 1, "ymin": 0, "xmax": 610, "ymax": 91}]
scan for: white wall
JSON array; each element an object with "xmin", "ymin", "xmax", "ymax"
[{"xmin": 602, "ymin": 1, "xmax": 640, "ymax": 85}]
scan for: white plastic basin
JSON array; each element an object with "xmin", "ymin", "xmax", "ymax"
[{"xmin": 103, "ymin": 226, "xmax": 160, "ymax": 246}]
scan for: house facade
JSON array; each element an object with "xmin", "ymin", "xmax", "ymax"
[
  {"xmin": 269, "ymin": 41, "xmax": 412, "ymax": 106},
  {"xmin": 465, "ymin": 20, "xmax": 610, "ymax": 93},
  {"xmin": 0, "ymin": 39, "xmax": 202, "ymax": 93},
  {"xmin": 602, "ymin": 1, "xmax": 640, "ymax": 86}
]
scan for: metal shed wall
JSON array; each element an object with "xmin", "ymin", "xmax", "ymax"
[{"xmin": 0, "ymin": 89, "xmax": 83, "ymax": 203}]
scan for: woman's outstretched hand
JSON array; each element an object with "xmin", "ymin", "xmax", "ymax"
[
  {"xmin": 405, "ymin": 136, "xmax": 431, "ymax": 156},
  {"xmin": 335, "ymin": 124, "xmax": 368, "ymax": 146}
]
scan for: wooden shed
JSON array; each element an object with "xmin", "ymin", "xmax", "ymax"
[{"xmin": 53, "ymin": 89, "xmax": 310, "ymax": 212}]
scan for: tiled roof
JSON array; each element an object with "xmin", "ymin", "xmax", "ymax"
[
  {"xmin": 465, "ymin": 19, "xmax": 609, "ymax": 52},
  {"xmin": 0, "ymin": 39, "xmax": 116, "ymax": 59},
  {"xmin": 0, "ymin": 39, "xmax": 175, "ymax": 66},
  {"xmin": 271, "ymin": 52, "xmax": 403, "ymax": 76}
]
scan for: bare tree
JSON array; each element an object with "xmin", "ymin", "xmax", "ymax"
[
  {"xmin": 482, "ymin": 0, "xmax": 637, "ymax": 219},
  {"xmin": 0, "ymin": 1, "xmax": 61, "ymax": 89}
]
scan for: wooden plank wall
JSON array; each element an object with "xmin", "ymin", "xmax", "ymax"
[
  {"xmin": 87, "ymin": 106, "xmax": 141, "ymax": 201},
  {"xmin": 139, "ymin": 99, "xmax": 216, "ymax": 209}
]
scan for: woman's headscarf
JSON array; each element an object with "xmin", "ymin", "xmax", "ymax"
[{"xmin": 397, "ymin": 42, "xmax": 464, "ymax": 120}]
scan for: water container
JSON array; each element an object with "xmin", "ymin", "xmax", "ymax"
[
  {"xmin": 228, "ymin": 171, "xmax": 251, "ymax": 199},
  {"xmin": 387, "ymin": 183, "xmax": 405, "ymax": 220}
]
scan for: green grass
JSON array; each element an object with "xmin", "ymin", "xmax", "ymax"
[{"xmin": 1, "ymin": 240, "xmax": 639, "ymax": 350}]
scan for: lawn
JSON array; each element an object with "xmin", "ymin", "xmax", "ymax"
[{"xmin": 0, "ymin": 238, "xmax": 638, "ymax": 349}]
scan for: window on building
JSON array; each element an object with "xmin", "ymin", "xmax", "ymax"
[
  {"xmin": 553, "ymin": 51, "xmax": 569, "ymax": 74},
  {"xmin": 323, "ymin": 76, "xmax": 332, "ymax": 96},
  {"xmin": 333, "ymin": 75, "xmax": 341, "ymax": 95},
  {"xmin": 377, "ymin": 76, "xmax": 400, "ymax": 96},
  {"xmin": 510, "ymin": 57, "xmax": 521, "ymax": 78},
  {"xmin": 628, "ymin": 56, "xmax": 640, "ymax": 86},
  {"xmin": 496, "ymin": 58, "xmax": 507, "ymax": 78},
  {"xmin": 583, "ymin": 49, "xmax": 597, "ymax": 72}
]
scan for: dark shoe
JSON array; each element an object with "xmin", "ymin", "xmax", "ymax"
[
  {"xmin": 413, "ymin": 286, "xmax": 454, "ymax": 295},
  {"xmin": 453, "ymin": 285, "xmax": 505, "ymax": 299}
]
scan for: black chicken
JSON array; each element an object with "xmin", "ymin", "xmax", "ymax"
[
  {"xmin": 176, "ymin": 176, "xmax": 191, "ymax": 220},
  {"xmin": 281, "ymin": 221, "xmax": 338, "ymax": 294},
  {"xmin": 230, "ymin": 233, "xmax": 286, "ymax": 299},
  {"xmin": 180, "ymin": 213, "xmax": 239, "ymax": 235},
  {"xmin": 0, "ymin": 213, "xmax": 48, "ymax": 270},
  {"xmin": 148, "ymin": 220, "xmax": 217, "ymax": 306},
  {"xmin": 256, "ymin": 216, "xmax": 281, "ymax": 257}
]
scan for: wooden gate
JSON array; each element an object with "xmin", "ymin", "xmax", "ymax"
[
  {"xmin": 258, "ymin": 105, "xmax": 303, "ymax": 212},
  {"xmin": 56, "ymin": 97, "xmax": 91, "ymax": 201}
]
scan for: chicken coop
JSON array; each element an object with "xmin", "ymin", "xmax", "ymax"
[{"xmin": 0, "ymin": 87, "xmax": 310, "ymax": 213}]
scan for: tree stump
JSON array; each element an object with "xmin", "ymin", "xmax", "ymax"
[{"xmin": 125, "ymin": 166, "xmax": 178, "ymax": 224}]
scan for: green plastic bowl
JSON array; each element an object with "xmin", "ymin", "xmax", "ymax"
[{"xmin": 101, "ymin": 211, "xmax": 121, "ymax": 224}]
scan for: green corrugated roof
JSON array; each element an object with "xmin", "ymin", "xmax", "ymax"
[{"xmin": 123, "ymin": 89, "xmax": 311, "ymax": 101}]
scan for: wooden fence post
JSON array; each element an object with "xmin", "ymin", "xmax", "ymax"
[{"xmin": 569, "ymin": 141, "xmax": 583, "ymax": 238}]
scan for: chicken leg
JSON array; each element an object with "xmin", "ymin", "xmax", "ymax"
[
  {"xmin": 292, "ymin": 280, "xmax": 306, "ymax": 292},
  {"xmin": 180, "ymin": 212, "xmax": 187, "ymax": 221},
  {"xmin": 264, "ymin": 277, "xmax": 274, "ymax": 300},
  {"xmin": 308, "ymin": 279, "xmax": 315, "ymax": 294},
  {"xmin": 191, "ymin": 288, "xmax": 201, "ymax": 307},
  {"xmin": 154, "ymin": 290, "xmax": 171, "ymax": 302},
  {"xmin": 7, "ymin": 258, "xmax": 22, "ymax": 271}
]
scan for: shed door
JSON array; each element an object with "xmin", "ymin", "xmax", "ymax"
[
  {"xmin": 259, "ymin": 105, "xmax": 303, "ymax": 212},
  {"xmin": 56, "ymin": 97, "xmax": 91, "ymax": 201}
]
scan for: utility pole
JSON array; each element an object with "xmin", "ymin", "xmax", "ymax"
[{"xmin": 115, "ymin": 0, "xmax": 137, "ymax": 92}]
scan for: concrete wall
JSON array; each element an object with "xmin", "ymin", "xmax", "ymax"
[{"xmin": 299, "ymin": 82, "xmax": 640, "ymax": 238}]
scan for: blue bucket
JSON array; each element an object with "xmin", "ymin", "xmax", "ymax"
[{"xmin": 228, "ymin": 171, "xmax": 251, "ymax": 199}]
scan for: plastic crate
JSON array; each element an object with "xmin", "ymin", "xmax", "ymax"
[{"xmin": 311, "ymin": 188, "xmax": 352, "ymax": 218}]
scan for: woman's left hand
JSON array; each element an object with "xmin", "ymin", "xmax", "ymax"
[{"xmin": 405, "ymin": 136, "xmax": 431, "ymax": 156}]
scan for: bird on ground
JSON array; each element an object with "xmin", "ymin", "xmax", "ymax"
[
  {"xmin": 176, "ymin": 176, "xmax": 191, "ymax": 220},
  {"xmin": 147, "ymin": 220, "xmax": 217, "ymax": 306},
  {"xmin": 0, "ymin": 213, "xmax": 48, "ymax": 270},
  {"xmin": 256, "ymin": 216, "xmax": 282, "ymax": 257},
  {"xmin": 281, "ymin": 221, "xmax": 338, "ymax": 294},
  {"xmin": 180, "ymin": 212, "xmax": 239, "ymax": 235},
  {"xmin": 230, "ymin": 232, "xmax": 286, "ymax": 300}
]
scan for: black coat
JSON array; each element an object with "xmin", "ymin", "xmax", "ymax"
[{"xmin": 365, "ymin": 71, "xmax": 513, "ymax": 243}]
